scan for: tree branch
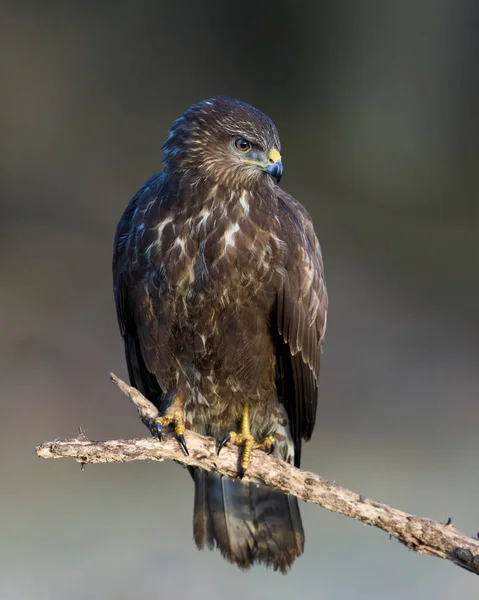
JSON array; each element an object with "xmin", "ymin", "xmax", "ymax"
[{"xmin": 35, "ymin": 373, "xmax": 479, "ymax": 576}]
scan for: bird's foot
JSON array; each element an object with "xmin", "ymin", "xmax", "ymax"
[
  {"xmin": 217, "ymin": 402, "xmax": 275, "ymax": 477},
  {"xmin": 147, "ymin": 394, "xmax": 189, "ymax": 456}
]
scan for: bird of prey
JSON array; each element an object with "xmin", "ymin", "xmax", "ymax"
[{"xmin": 113, "ymin": 96, "xmax": 328, "ymax": 572}]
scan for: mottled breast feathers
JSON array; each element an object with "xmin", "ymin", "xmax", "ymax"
[{"xmin": 113, "ymin": 171, "xmax": 328, "ymax": 465}]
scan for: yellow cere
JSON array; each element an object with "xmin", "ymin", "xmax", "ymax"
[{"xmin": 268, "ymin": 148, "xmax": 282, "ymax": 164}]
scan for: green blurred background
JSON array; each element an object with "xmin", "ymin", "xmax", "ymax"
[{"xmin": 1, "ymin": 1, "xmax": 478, "ymax": 598}]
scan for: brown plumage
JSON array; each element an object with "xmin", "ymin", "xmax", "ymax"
[{"xmin": 113, "ymin": 96, "xmax": 328, "ymax": 572}]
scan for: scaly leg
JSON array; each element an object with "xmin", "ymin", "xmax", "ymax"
[
  {"xmin": 147, "ymin": 393, "xmax": 189, "ymax": 456},
  {"xmin": 218, "ymin": 402, "xmax": 275, "ymax": 477}
]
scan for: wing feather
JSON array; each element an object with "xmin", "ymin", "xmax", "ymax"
[
  {"xmin": 275, "ymin": 192, "xmax": 328, "ymax": 466},
  {"xmin": 113, "ymin": 173, "xmax": 168, "ymax": 408}
]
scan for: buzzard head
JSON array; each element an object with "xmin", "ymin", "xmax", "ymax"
[{"xmin": 162, "ymin": 96, "xmax": 283, "ymax": 188}]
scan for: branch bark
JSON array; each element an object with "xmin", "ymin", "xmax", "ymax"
[{"xmin": 35, "ymin": 373, "xmax": 479, "ymax": 576}]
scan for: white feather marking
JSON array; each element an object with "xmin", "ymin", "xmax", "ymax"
[
  {"xmin": 197, "ymin": 391, "xmax": 209, "ymax": 406},
  {"xmin": 157, "ymin": 217, "xmax": 173, "ymax": 241},
  {"xmin": 271, "ymin": 233, "xmax": 287, "ymax": 250},
  {"xmin": 223, "ymin": 222, "xmax": 240, "ymax": 249},
  {"xmin": 195, "ymin": 208, "xmax": 211, "ymax": 232},
  {"xmin": 239, "ymin": 191, "xmax": 250, "ymax": 216},
  {"xmin": 173, "ymin": 237, "xmax": 187, "ymax": 254}
]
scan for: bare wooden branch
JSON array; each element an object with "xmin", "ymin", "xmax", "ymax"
[{"xmin": 35, "ymin": 373, "xmax": 479, "ymax": 576}]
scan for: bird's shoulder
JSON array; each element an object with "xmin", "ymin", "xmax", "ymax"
[
  {"xmin": 275, "ymin": 189, "xmax": 324, "ymax": 269},
  {"xmin": 114, "ymin": 173, "xmax": 165, "ymax": 247},
  {"xmin": 275, "ymin": 186, "xmax": 328, "ymax": 346}
]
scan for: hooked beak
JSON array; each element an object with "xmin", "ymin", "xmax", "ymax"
[
  {"xmin": 265, "ymin": 161, "xmax": 283, "ymax": 182},
  {"xmin": 239, "ymin": 147, "xmax": 283, "ymax": 183},
  {"xmin": 264, "ymin": 148, "xmax": 283, "ymax": 183}
]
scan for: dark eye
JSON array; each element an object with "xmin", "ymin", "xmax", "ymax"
[{"xmin": 234, "ymin": 138, "xmax": 251, "ymax": 152}]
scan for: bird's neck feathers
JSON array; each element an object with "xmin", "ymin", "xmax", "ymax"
[
  {"xmin": 161, "ymin": 165, "xmax": 277, "ymax": 219},
  {"xmin": 164, "ymin": 158, "xmax": 277, "ymax": 196}
]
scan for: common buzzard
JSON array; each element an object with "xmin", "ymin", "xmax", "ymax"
[{"xmin": 113, "ymin": 96, "xmax": 328, "ymax": 572}]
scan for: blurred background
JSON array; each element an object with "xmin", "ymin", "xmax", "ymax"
[{"xmin": 1, "ymin": 1, "xmax": 478, "ymax": 598}]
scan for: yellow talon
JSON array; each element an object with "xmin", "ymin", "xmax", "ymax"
[
  {"xmin": 154, "ymin": 394, "xmax": 185, "ymax": 435},
  {"xmin": 219, "ymin": 403, "xmax": 276, "ymax": 476},
  {"xmin": 259, "ymin": 435, "xmax": 275, "ymax": 451},
  {"xmin": 150, "ymin": 393, "xmax": 188, "ymax": 455}
]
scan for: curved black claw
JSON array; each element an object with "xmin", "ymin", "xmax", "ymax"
[
  {"xmin": 177, "ymin": 434, "xmax": 189, "ymax": 456},
  {"xmin": 148, "ymin": 420, "xmax": 163, "ymax": 441},
  {"xmin": 217, "ymin": 433, "xmax": 231, "ymax": 456},
  {"xmin": 237, "ymin": 465, "xmax": 246, "ymax": 479}
]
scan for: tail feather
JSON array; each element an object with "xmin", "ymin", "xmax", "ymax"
[
  {"xmin": 193, "ymin": 467, "xmax": 214, "ymax": 550},
  {"xmin": 193, "ymin": 470, "xmax": 304, "ymax": 573},
  {"xmin": 251, "ymin": 485, "xmax": 304, "ymax": 571}
]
